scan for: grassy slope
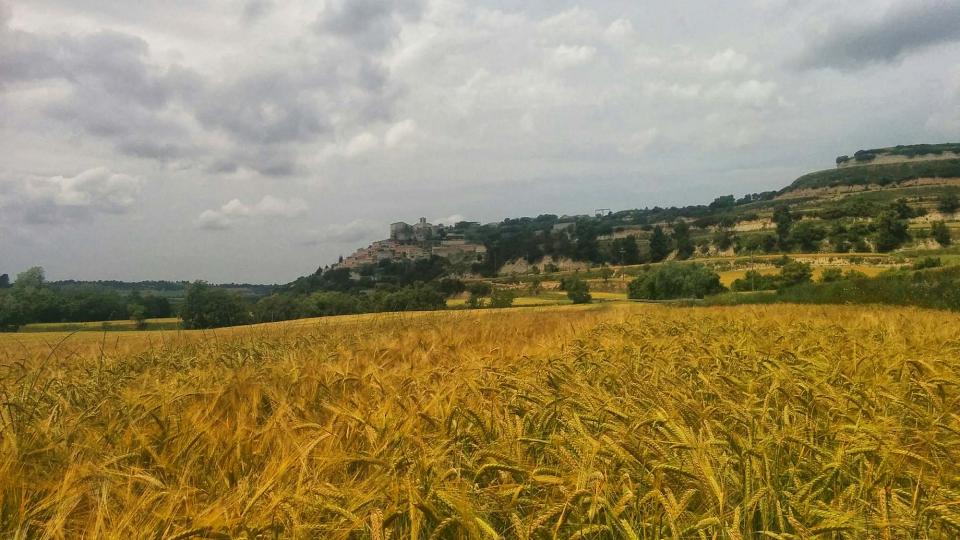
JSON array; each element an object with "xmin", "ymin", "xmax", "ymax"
[
  {"xmin": 1, "ymin": 303, "xmax": 959, "ymax": 537},
  {"xmin": 783, "ymin": 158, "xmax": 960, "ymax": 192}
]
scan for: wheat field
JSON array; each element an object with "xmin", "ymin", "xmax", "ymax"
[{"xmin": 2, "ymin": 303, "xmax": 960, "ymax": 538}]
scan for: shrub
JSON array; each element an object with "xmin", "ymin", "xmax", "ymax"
[
  {"xmin": 378, "ymin": 285, "xmax": 446, "ymax": 312},
  {"xmin": 436, "ymin": 278, "xmax": 466, "ymax": 297},
  {"xmin": 565, "ymin": 278, "xmax": 592, "ymax": 304},
  {"xmin": 628, "ymin": 263, "xmax": 725, "ymax": 300},
  {"xmin": 938, "ymin": 193, "xmax": 959, "ymax": 214},
  {"xmin": 731, "ymin": 270, "xmax": 777, "ymax": 292},
  {"xmin": 819, "ymin": 268, "xmax": 844, "ymax": 283},
  {"xmin": 873, "ymin": 210, "xmax": 910, "ymax": 252},
  {"xmin": 778, "ymin": 261, "xmax": 813, "ymax": 289},
  {"xmin": 489, "ymin": 289, "xmax": 516, "ymax": 308},
  {"xmin": 932, "ymin": 221, "xmax": 952, "ymax": 247},
  {"xmin": 912, "ymin": 257, "xmax": 942, "ymax": 270},
  {"xmin": 467, "ymin": 282, "xmax": 493, "ymax": 297}
]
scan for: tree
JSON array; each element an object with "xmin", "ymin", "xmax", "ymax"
[
  {"xmin": 788, "ymin": 221, "xmax": 827, "ymax": 252},
  {"xmin": 731, "ymin": 269, "xmax": 776, "ymax": 292},
  {"xmin": 489, "ymin": 289, "xmax": 515, "ymax": 308},
  {"xmin": 819, "ymin": 268, "xmax": 843, "ymax": 283},
  {"xmin": 466, "ymin": 282, "xmax": 492, "ymax": 308},
  {"xmin": 777, "ymin": 261, "xmax": 813, "ymax": 288},
  {"xmin": 712, "ymin": 230, "xmax": 733, "ymax": 251},
  {"xmin": 599, "ymin": 267, "xmax": 614, "ymax": 282},
  {"xmin": 128, "ymin": 304, "xmax": 147, "ymax": 330},
  {"xmin": 181, "ymin": 281, "xmax": 251, "ymax": 329},
  {"xmin": 0, "ymin": 274, "xmax": 9, "ymax": 289},
  {"xmin": 528, "ymin": 278, "xmax": 543, "ymax": 296},
  {"xmin": 772, "ymin": 206, "xmax": 793, "ymax": 249},
  {"xmin": 672, "ymin": 221, "xmax": 694, "ymax": 260},
  {"xmin": 611, "ymin": 236, "xmax": 640, "ymax": 265},
  {"xmin": 932, "ymin": 221, "xmax": 952, "ymax": 246},
  {"xmin": 378, "ymin": 285, "xmax": 446, "ymax": 312},
  {"xmin": 938, "ymin": 193, "xmax": 959, "ymax": 214},
  {"xmin": 15, "ymin": 266, "xmax": 45, "ymax": 289},
  {"xmin": 436, "ymin": 278, "xmax": 466, "ymax": 297},
  {"xmin": 873, "ymin": 210, "xmax": 910, "ymax": 252},
  {"xmin": 709, "ymin": 195, "xmax": 736, "ymax": 210},
  {"xmin": 254, "ymin": 294, "xmax": 309, "ymax": 322},
  {"xmin": 565, "ymin": 278, "xmax": 592, "ymax": 304},
  {"xmin": 467, "ymin": 282, "xmax": 492, "ymax": 297},
  {"xmin": 649, "ymin": 226, "xmax": 670, "ymax": 262},
  {"xmin": 628, "ymin": 263, "xmax": 725, "ymax": 299}
]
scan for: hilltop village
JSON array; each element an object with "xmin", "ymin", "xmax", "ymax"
[{"xmin": 334, "ymin": 218, "xmax": 487, "ymax": 269}]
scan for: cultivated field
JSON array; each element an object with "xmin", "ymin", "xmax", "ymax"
[{"xmin": 2, "ymin": 304, "xmax": 960, "ymax": 538}]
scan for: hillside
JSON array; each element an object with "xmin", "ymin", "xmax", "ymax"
[
  {"xmin": 835, "ymin": 142, "xmax": 960, "ymax": 168},
  {"xmin": 783, "ymin": 157, "xmax": 960, "ymax": 194}
]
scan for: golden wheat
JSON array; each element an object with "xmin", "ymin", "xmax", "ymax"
[{"xmin": 1, "ymin": 303, "xmax": 959, "ymax": 538}]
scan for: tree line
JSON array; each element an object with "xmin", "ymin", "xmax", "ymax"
[{"xmin": 0, "ymin": 267, "xmax": 172, "ymax": 331}]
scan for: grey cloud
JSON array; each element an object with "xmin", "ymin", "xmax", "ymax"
[
  {"xmin": 193, "ymin": 70, "xmax": 330, "ymax": 145},
  {"xmin": 0, "ymin": 4, "xmax": 405, "ymax": 177},
  {"xmin": 0, "ymin": 167, "xmax": 142, "ymax": 226},
  {"xmin": 197, "ymin": 196, "xmax": 308, "ymax": 230},
  {"xmin": 300, "ymin": 219, "xmax": 382, "ymax": 245},
  {"xmin": 315, "ymin": 0, "xmax": 423, "ymax": 51},
  {"xmin": 797, "ymin": 1, "xmax": 960, "ymax": 70},
  {"xmin": 241, "ymin": 0, "xmax": 272, "ymax": 23}
]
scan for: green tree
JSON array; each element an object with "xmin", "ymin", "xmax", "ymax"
[
  {"xmin": 712, "ymin": 230, "xmax": 733, "ymax": 251},
  {"xmin": 789, "ymin": 221, "xmax": 827, "ymax": 252},
  {"xmin": 436, "ymin": 278, "xmax": 466, "ymax": 297},
  {"xmin": 773, "ymin": 206, "xmax": 793, "ymax": 249},
  {"xmin": 0, "ymin": 274, "xmax": 9, "ymax": 289},
  {"xmin": 528, "ymin": 278, "xmax": 543, "ymax": 296},
  {"xmin": 937, "ymin": 193, "xmax": 959, "ymax": 214},
  {"xmin": 648, "ymin": 225, "xmax": 670, "ymax": 262},
  {"xmin": 128, "ymin": 304, "xmax": 147, "ymax": 330},
  {"xmin": 15, "ymin": 266, "xmax": 45, "ymax": 289},
  {"xmin": 254, "ymin": 294, "xmax": 308, "ymax": 322},
  {"xmin": 932, "ymin": 221, "xmax": 952, "ymax": 246},
  {"xmin": 181, "ymin": 281, "xmax": 251, "ymax": 329},
  {"xmin": 730, "ymin": 269, "xmax": 776, "ymax": 292},
  {"xmin": 628, "ymin": 263, "xmax": 725, "ymax": 299},
  {"xmin": 489, "ymin": 289, "xmax": 515, "ymax": 308},
  {"xmin": 819, "ymin": 268, "xmax": 844, "ymax": 283},
  {"xmin": 618, "ymin": 236, "xmax": 641, "ymax": 265},
  {"xmin": 777, "ymin": 261, "xmax": 813, "ymax": 288},
  {"xmin": 599, "ymin": 266, "xmax": 614, "ymax": 282},
  {"xmin": 873, "ymin": 210, "xmax": 910, "ymax": 252},
  {"xmin": 672, "ymin": 221, "xmax": 694, "ymax": 260},
  {"xmin": 565, "ymin": 278, "xmax": 592, "ymax": 304}
]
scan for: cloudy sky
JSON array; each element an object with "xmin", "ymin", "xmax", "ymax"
[{"xmin": 2, "ymin": 0, "xmax": 959, "ymax": 283}]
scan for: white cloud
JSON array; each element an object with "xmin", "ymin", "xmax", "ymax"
[
  {"xmin": 343, "ymin": 132, "xmax": 381, "ymax": 157},
  {"xmin": 433, "ymin": 214, "xmax": 466, "ymax": 226},
  {"xmin": 618, "ymin": 128, "xmax": 659, "ymax": 155},
  {"xmin": 550, "ymin": 45, "xmax": 596, "ymax": 69},
  {"xmin": 197, "ymin": 195, "xmax": 307, "ymax": 230},
  {"xmin": 385, "ymin": 119, "xmax": 418, "ymax": 148},
  {"xmin": 304, "ymin": 218, "xmax": 382, "ymax": 245},
  {"xmin": 604, "ymin": 18, "xmax": 634, "ymax": 43},
  {"xmin": 0, "ymin": 167, "xmax": 142, "ymax": 226},
  {"xmin": 24, "ymin": 167, "xmax": 141, "ymax": 210},
  {"xmin": 730, "ymin": 79, "xmax": 778, "ymax": 106},
  {"xmin": 706, "ymin": 48, "xmax": 748, "ymax": 73}
]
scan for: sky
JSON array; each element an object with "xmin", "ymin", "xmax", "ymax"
[{"xmin": 1, "ymin": 0, "xmax": 959, "ymax": 283}]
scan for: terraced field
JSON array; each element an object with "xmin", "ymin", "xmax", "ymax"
[{"xmin": 1, "ymin": 304, "xmax": 959, "ymax": 538}]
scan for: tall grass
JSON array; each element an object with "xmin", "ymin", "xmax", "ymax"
[{"xmin": 1, "ymin": 304, "xmax": 959, "ymax": 538}]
